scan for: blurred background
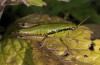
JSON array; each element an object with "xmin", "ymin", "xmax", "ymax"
[{"xmin": 0, "ymin": 0, "xmax": 100, "ymax": 28}]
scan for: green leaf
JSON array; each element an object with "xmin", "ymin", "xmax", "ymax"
[
  {"xmin": 58, "ymin": 0, "xmax": 71, "ymax": 2},
  {"xmin": 27, "ymin": 0, "xmax": 47, "ymax": 6},
  {"xmin": 64, "ymin": 0, "xmax": 100, "ymax": 23}
]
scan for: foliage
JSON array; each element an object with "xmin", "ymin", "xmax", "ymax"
[
  {"xmin": 1, "ymin": 0, "xmax": 100, "ymax": 26},
  {"xmin": 0, "ymin": 0, "xmax": 100, "ymax": 65},
  {"xmin": 0, "ymin": 14, "xmax": 100, "ymax": 65}
]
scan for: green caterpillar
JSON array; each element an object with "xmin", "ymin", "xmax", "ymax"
[{"xmin": 16, "ymin": 23, "xmax": 76, "ymax": 37}]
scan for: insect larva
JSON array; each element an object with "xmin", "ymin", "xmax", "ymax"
[{"xmin": 16, "ymin": 23, "xmax": 76, "ymax": 36}]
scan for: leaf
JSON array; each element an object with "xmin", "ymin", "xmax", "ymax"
[
  {"xmin": 0, "ymin": 36, "xmax": 66, "ymax": 65},
  {"xmin": 58, "ymin": 0, "xmax": 71, "ymax": 2},
  {"xmin": 31, "ymin": 40, "xmax": 64, "ymax": 65},
  {"xmin": 0, "ymin": 38, "xmax": 34, "ymax": 65},
  {"xmin": 93, "ymin": 39, "xmax": 100, "ymax": 53},
  {"xmin": 64, "ymin": 0, "xmax": 100, "ymax": 23},
  {"xmin": 26, "ymin": 0, "xmax": 47, "ymax": 6},
  {"xmin": 2, "ymin": 14, "xmax": 100, "ymax": 65},
  {"xmin": 84, "ymin": 24, "xmax": 100, "ymax": 39}
]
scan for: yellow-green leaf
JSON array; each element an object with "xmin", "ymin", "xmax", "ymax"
[{"xmin": 27, "ymin": 0, "xmax": 46, "ymax": 6}]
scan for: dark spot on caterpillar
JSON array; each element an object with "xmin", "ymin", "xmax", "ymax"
[
  {"xmin": 47, "ymin": 27, "xmax": 75, "ymax": 35},
  {"xmin": 19, "ymin": 35, "xmax": 24, "ymax": 37},
  {"xmin": 18, "ymin": 23, "xmax": 25, "ymax": 27},
  {"xmin": 15, "ymin": 31, "xmax": 25, "ymax": 38},
  {"xmin": 18, "ymin": 23, "xmax": 38, "ymax": 28},
  {"xmin": 21, "ymin": 23, "xmax": 25, "ymax": 26},
  {"xmin": 89, "ymin": 42, "xmax": 95, "ymax": 51},
  {"xmin": 84, "ymin": 55, "xmax": 88, "ymax": 57},
  {"xmin": 17, "ymin": 34, "xmax": 24, "ymax": 38}
]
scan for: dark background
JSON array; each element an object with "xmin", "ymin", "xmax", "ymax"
[{"xmin": 0, "ymin": 0, "xmax": 100, "ymax": 28}]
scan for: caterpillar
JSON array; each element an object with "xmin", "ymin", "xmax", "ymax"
[{"xmin": 16, "ymin": 23, "xmax": 76, "ymax": 37}]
